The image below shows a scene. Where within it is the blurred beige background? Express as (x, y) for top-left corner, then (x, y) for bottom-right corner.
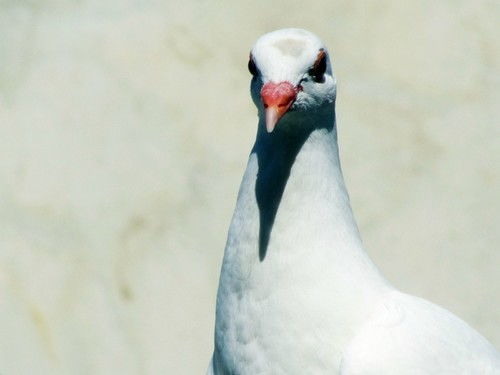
(0, 0), (499, 374)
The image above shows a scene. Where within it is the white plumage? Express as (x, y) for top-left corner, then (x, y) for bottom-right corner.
(208, 28), (500, 374)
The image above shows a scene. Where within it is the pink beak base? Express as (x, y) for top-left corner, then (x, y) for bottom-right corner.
(260, 81), (298, 132)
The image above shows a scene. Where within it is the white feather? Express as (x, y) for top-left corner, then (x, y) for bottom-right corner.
(208, 28), (500, 374)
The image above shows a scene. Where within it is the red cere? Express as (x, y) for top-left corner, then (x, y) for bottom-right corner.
(260, 81), (298, 109)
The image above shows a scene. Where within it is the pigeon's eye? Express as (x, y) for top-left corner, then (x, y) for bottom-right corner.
(308, 49), (327, 83)
(248, 55), (258, 76)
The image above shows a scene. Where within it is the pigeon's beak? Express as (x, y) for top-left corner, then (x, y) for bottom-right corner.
(260, 81), (299, 133)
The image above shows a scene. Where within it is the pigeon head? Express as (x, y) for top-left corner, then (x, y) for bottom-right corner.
(249, 28), (337, 133)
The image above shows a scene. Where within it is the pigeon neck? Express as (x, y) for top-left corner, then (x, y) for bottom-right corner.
(237, 104), (379, 268)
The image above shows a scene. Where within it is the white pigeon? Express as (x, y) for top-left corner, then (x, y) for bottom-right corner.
(207, 28), (500, 374)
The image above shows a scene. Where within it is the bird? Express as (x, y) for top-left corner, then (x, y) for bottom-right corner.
(207, 28), (500, 374)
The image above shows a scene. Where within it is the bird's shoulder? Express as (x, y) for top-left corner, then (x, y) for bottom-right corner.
(340, 290), (500, 374)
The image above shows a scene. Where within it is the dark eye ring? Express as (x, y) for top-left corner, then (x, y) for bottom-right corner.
(248, 54), (258, 76)
(308, 49), (327, 83)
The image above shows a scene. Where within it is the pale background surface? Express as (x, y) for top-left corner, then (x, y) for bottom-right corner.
(0, 0), (499, 374)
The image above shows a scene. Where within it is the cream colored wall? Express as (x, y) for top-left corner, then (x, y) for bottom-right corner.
(0, 1), (498, 374)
